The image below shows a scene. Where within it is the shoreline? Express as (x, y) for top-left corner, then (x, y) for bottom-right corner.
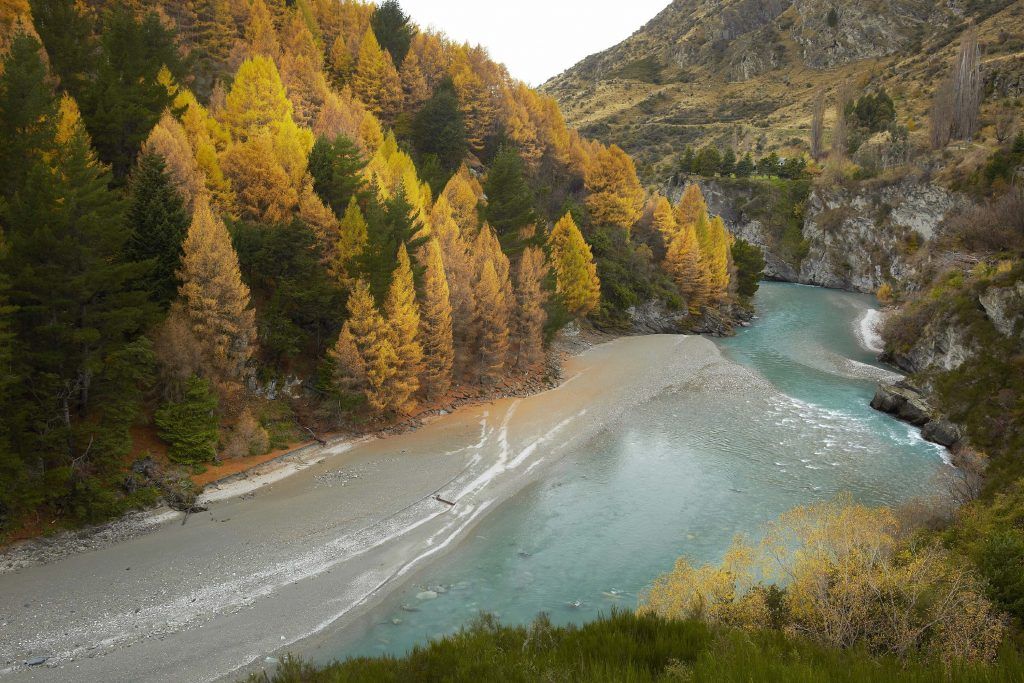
(0, 333), (723, 683)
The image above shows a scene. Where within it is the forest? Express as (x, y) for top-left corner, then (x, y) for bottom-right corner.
(0, 0), (758, 533)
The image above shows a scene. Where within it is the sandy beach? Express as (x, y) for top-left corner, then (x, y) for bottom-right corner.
(0, 334), (723, 683)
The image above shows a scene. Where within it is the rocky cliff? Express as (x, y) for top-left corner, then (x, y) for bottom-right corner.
(665, 175), (964, 294)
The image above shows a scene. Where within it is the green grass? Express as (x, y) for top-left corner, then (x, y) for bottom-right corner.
(248, 612), (1024, 682)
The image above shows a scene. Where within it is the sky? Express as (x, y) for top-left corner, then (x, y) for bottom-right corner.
(398, 1), (672, 86)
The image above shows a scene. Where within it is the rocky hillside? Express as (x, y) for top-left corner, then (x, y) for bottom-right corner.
(543, 0), (1024, 177)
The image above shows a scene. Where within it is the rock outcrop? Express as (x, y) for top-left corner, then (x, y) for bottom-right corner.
(870, 381), (963, 447)
(978, 280), (1024, 340)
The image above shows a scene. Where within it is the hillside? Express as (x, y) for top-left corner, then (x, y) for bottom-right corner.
(542, 0), (1024, 178)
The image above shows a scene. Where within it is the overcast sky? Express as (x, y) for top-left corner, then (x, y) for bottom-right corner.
(398, 1), (671, 86)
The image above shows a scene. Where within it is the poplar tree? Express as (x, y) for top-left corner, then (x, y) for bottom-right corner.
(126, 152), (190, 308)
(584, 144), (644, 232)
(811, 89), (826, 160)
(513, 246), (548, 371)
(418, 238), (454, 400)
(175, 198), (256, 385)
(353, 27), (402, 124)
(383, 243), (423, 413)
(664, 220), (710, 314)
(547, 212), (600, 318)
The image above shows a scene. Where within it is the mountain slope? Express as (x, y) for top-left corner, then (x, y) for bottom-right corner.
(542, 0), (1024, 178)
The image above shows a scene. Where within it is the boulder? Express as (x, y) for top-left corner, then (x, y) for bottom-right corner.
(921, 420), (963, 448)
(870, 382), (931, 425)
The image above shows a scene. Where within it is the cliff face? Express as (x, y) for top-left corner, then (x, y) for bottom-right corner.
(666, 176), (963, 294)
(799, 180), (963, 292)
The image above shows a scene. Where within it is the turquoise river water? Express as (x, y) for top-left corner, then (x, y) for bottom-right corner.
(313, 282), (949, 661)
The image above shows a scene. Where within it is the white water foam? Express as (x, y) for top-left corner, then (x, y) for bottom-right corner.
(856, 309), (885, 353)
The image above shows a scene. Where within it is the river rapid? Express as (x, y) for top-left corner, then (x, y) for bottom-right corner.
(306, 282), (949, 663)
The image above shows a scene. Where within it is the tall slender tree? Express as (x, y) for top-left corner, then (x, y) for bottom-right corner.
(547, 213), (600, 318)
(513, 246), (548, 371)
(126, 153), (190, 308)
(418, 238), (454, 400)
(383, 244), (423, 414)
(174, 198), (256, 386)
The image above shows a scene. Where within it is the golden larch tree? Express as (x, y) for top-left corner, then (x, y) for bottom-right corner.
(664, 220), (711, 314)
(221, 132), (298, 223)
(352, 27), (401, 124)
(696, 213), (731, 303)
(334, 196), (369, 284)
(142, 111), (206, 213)
(418, 238), (454, 400)
(430, 195), (477, 378)
(674, 183), (708, 231)
(651, 194), (678, 243)
(383, 243), (423, 414)
(330, 321), (366, 400)
(473, 258), (510, 385)
(221, 56), (293, 141)
(584, 144), (644, 232)
(548, 212), (600, 318)
(175, 197), (256, 384)
(513, 246), (549, 371)
(399, 48), (430, 113)
(440, 164), (482, 236)
(244, 0), (280, 59)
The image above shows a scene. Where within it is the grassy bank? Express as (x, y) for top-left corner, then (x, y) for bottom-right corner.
(250, 612), (1024, 682)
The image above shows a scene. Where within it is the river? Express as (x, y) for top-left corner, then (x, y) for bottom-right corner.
(306, 282), (949, 663)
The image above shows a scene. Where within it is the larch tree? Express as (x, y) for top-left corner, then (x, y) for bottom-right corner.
(141, 111), (206, 213)
(126, 152), (190, 309)
(278, 11), (329, 128)
(547, 212), (600, 318)
(329, 322), (367, 405)
(651, 194), (678, 242)
(334, 196), (369, 284)
(584, 144), (645, 232)
(221, 132), (299, 223)
(674, 183), (708, 231)
(441, 164), (483, 236)
(244, 0), (280, 59)
(221, 56), (293, 141)
(513, 245), (548, 371)
(664, 220), (710, 314)
(418, 238), (454, 400)
(352, 27), (402, 125)
(430, 195), (476, 378)
(473, 258), (510, 385)
(334, 279), (388, 410)
(174, 197), (256, 385)
(383, 243), (423, 414)
(695, 213), (731, 303)
(399, 48), (430, 113)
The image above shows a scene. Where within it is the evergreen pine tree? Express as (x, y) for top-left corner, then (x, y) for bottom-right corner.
(126, 153), (190, 308)
(174, 198), (256, 385)
(484, 147), (536, 239)
(308, 133), (366, 215)
(418, 238), (453, 400)
(547, 213), (600, 318)
(370, 0), (415, 66)
(80, 7), (184, 180)
(383, 243), (423, 414)
(155, 375), (219, 464)
(412, 77), (467, 192)
(0, 33), (58, 198)
(735, 153), (755, 177)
